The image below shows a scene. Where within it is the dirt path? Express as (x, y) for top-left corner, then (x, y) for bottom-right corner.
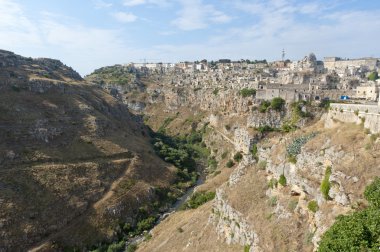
(28, 155), (137, 252)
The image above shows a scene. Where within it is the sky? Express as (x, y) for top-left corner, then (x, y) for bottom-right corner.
(0, 0), (379, 75)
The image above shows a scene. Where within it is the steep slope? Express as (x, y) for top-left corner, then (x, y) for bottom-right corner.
(0, 50), (178, 251)
(87, 65), (380, 251)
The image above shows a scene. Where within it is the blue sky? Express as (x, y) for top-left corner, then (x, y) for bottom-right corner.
(0, 0), (379, 75)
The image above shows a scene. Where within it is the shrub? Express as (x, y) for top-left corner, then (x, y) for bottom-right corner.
(136, 216), (156, 233)
(107, 241), (126, 252)
(226, 159), (235, 168)
(258, 160), (267, 170)
(318, 179), (380, 251)
(259, 101), (271, 113)
(364, 177), (380, 208)
(212, 88), (219, 95)
(288, 155), (297, 164)
(321, 166), (332, 200)
(368, 71), (379, 81)
(181, 191), (216, 210)
(126, 244), (138, 252)
(221, 151), (228, 159)
(244, 245), (251, 252)
(251, 144), (258, 157)
(177, 227), (184, 233)
(279, 174), (287, 186)
(354, 109), (359, 116)
(233, 152), (243, 162)
(208, 157), (218, 171)
(268, 178), (278, 189)
(271, 97), (285, 111)
(318, 207), (380, 251)
(239, 88), (256, 97)
(225, 124), (231, 130)
(308, 200), (319, 213)
(256, 125), (275, 133)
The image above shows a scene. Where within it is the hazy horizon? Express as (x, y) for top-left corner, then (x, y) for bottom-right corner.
(1, 0), (379, 75)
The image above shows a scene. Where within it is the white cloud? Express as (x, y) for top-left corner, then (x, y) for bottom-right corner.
(123, 0), (146, 6)
(112, 11), (138, 23)
(122, 0), (171, 7)
(172, 0), (232, 31)
(93, 0), (113, 9)
(0, 0), (42, 46)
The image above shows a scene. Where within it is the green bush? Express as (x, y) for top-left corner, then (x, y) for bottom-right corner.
(307, 200), (319, 213)
(279, 174), (287, 186)
(213, 88), (219, 95)
(221, 151), (228, 159)
(259, 101), (271, 113)
(318, 179), (380, 251)
(364, 177), (380, 208)
(318, 207), (380, 251)
(208, 157), (218, 171)
(226, 160), (235, 168)
(233, 152), (243, 162)
(268, 178), (278, 189)
(288, 155), (297, 164)
(368, 71), (379, 81)
(181, 191), (216, 210)
(244, 245), (251, 252)
(239, 88), (256, 97)
(256, 125), (275, 133)
(126, 244), (138, 252)
(105, 241), (126, 252)
(251, 144), (258, 158)
(321, 166), (332, 200)
(271, 97), (285, 111)
(136, 216), (156, 233)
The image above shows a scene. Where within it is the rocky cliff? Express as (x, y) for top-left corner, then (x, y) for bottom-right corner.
(0, 50), (178, 251)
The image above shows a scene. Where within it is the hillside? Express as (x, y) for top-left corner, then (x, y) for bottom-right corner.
(0, 50), (180, 251)
(86, 65), (380, 251)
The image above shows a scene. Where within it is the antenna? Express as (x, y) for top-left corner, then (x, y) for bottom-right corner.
(282, 49), (285, 61)
(139, 58), (161, 64)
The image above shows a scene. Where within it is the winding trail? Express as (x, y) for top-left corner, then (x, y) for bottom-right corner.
(28, 155), (137, 252)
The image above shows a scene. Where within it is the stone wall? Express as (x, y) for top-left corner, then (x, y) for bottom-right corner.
(326, 103), (380, 133)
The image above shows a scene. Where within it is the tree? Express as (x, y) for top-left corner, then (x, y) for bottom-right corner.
(368, 72), (379, 81)
(271, 97), (285, 111)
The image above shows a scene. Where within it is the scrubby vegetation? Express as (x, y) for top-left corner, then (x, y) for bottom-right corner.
(308, 200), (319, 213)
(226, 159), (235, 168)
(320, 166), (332, 200)
(256, 125), (276, 133)
(279, 174), (287, 186)
(251, 144), (258, 160)
(259, 100), (271, 113)
(239, 88), (256, 98)
(318, 178), (380, 251)
(268, 178), (278, 189)
(233, 152), (243, 162)
(271, 97), (285, 111)
(180, 191), (216, 210)
(286, 132), (318, 157)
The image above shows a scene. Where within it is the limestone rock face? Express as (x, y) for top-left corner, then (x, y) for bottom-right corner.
(210, 189), (260, 251)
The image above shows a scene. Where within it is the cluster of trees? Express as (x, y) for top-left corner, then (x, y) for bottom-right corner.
(318, 178), (380, 251)
(258, 97), (285, 113)
(180, 191), (216, 210)
(239, 88), (256, 98)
